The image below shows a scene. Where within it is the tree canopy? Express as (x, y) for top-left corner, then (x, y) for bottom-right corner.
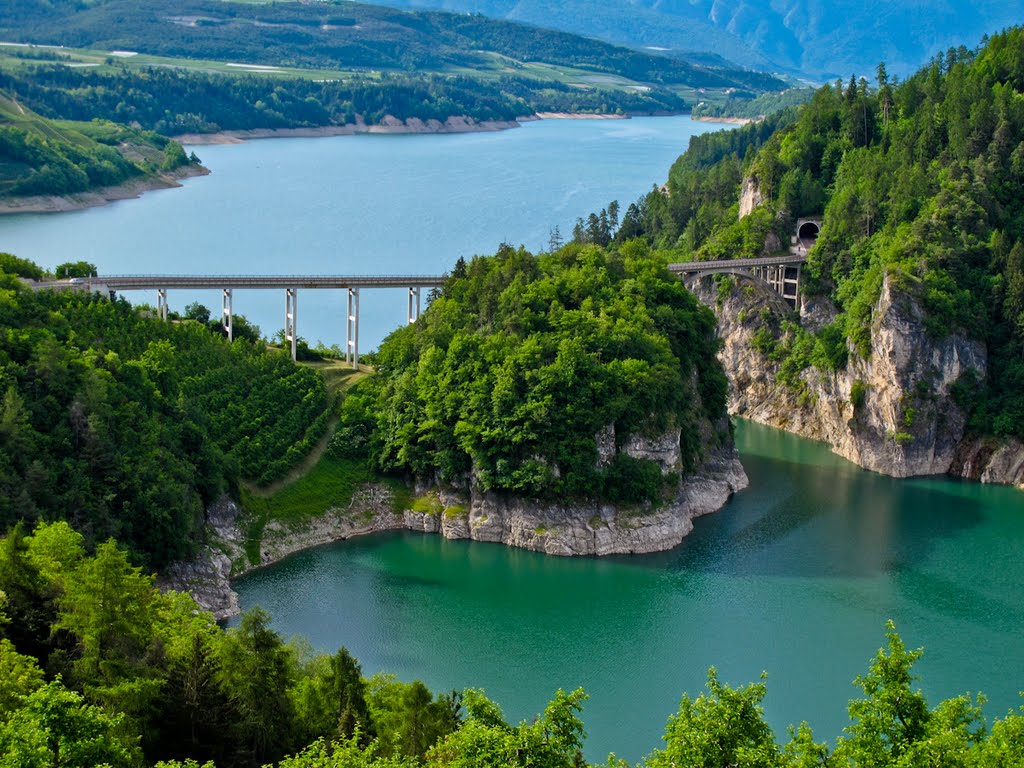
(603, 27), (1024, 440)
(339, 241), (728, 504)
(0, 261), (331, 567)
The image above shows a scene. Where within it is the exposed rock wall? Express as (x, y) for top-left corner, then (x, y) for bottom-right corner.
(157, 496), (245, 621)
(692, 273), (1022, 486)
(438, 445), (746, 556)
(949, 436), (1024, 489)
(161, 444), (748, 619)
(738, 176), (763, 219)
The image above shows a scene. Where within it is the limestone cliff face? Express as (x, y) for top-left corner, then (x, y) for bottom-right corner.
(738, 176), (764, 219)
(949, 436), (1024, 488)
(157, 496), (244, 621)
(253, 430), (747, 562)
(436, 444), (747, 556)
(162, 434), (748, 618)
(692, 273), (1023, 487)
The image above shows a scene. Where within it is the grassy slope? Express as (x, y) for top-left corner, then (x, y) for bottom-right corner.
(0, 92), (197, 197)
(238, 361), (410, 563)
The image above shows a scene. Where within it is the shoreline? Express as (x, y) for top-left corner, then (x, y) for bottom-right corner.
(174, 110), (693, 145)
(162, 447), (748, 620)
(0, 164), (209, 215)
(0, 110), (700, 212)
(693, 115), (759, 125)
(176, 116), (522, 145)
(534, 112), (627, 120)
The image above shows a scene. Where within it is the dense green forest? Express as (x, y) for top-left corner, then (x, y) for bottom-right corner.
(0, 0), (783, 93)
(0, 92), (195, 197)
(1, 522), (1023, 767)
(590, 28), (1024, 441)
(0, 255), (330, 567)
(335, 242), (728, 504)
(0, 65), (687, 136)
(691, 88), (815, 120)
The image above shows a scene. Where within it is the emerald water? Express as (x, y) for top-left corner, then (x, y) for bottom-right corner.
(233, 420), (1024, 763)
(3, 113), (1021, 761)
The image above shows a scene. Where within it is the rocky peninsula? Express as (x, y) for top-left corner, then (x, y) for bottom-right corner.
(163, 436), (748, 620)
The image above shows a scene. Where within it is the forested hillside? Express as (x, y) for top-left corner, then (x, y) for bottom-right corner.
(0, 65), (686, 136)
(597, 28), (1024, 443)
(0, 0), (795, 136)
(337, 242), (728, 504)
(0, 92), (195, 197)
(0, 256), (330, 567)
(0, 0), (782, 92)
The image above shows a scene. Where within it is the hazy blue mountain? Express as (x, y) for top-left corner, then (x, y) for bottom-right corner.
(373, 0), (1016, 77)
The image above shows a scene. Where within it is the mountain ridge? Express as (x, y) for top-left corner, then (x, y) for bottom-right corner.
(374, 0), (1017, 77)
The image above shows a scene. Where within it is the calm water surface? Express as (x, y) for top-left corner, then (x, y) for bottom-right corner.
(233, 421), (1024, 763)
(0, 116), (725, 350)
(6, 115), (1022, 761)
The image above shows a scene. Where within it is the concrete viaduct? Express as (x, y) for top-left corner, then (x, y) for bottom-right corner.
(48, 274), (447, 365)
(39, 247), (812, 363)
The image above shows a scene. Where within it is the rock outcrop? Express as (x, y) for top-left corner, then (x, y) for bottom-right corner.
(438, 445), (746, 556)
(158, 496), (246, 620)
(692, 271), (1021, 486)
(160, 440), (748, 618)
(949, 436), (1024, 489)
(738, 176), (764, 219)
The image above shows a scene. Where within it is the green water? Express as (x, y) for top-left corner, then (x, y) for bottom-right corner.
(233, 421), (1024, 762)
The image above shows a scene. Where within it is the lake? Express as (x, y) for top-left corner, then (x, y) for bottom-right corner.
(5, 114), (1021, 763)
(0, 115), (726, 351)
(232, 420), (1024, 763)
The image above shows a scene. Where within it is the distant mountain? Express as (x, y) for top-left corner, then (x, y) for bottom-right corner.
(373, 0), (1017, 77)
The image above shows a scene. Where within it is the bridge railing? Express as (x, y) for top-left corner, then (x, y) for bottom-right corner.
(667, 254), (807, 273)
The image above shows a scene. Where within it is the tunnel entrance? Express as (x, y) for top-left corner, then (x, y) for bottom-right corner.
(797, 221), (820, 250)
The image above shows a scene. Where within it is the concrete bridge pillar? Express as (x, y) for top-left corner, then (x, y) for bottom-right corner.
(285, 288), (298, 362)
(782, 265), (801, 309)
(408, 286), (421, 324)
(222, 288), (233, 342)
(346, 287), (360, 369)
(157, 289), (168, 322)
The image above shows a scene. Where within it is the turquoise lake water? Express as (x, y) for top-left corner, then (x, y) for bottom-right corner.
(233, 421), (1024, 763)
(3, 115), (1021, 763)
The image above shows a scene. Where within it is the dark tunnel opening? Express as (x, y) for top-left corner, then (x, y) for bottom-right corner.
(798, 221), (820, 249)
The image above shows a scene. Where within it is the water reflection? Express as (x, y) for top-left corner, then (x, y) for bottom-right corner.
(646, 421), (987, 580)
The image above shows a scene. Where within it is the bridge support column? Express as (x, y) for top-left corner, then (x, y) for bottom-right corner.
(157, 289), (168, 322)
(407, 286), (421, 324)
(780, 265), (802, 309)
(346, 287), (360, 369)
(222, 288), (233, 342)
(285, 288), (298, 362)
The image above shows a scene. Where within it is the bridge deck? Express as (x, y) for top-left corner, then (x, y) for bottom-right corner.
(48, 275), (447, 290)
(667, 254), (807, 273)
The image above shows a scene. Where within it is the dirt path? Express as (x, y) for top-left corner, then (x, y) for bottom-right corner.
(243, 361), (367, 498)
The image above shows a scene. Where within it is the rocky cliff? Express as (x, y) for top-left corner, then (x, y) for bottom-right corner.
(163, 434), (749, 618)
(162, 440), (748, 619)
(689, 273), (1024, 488)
